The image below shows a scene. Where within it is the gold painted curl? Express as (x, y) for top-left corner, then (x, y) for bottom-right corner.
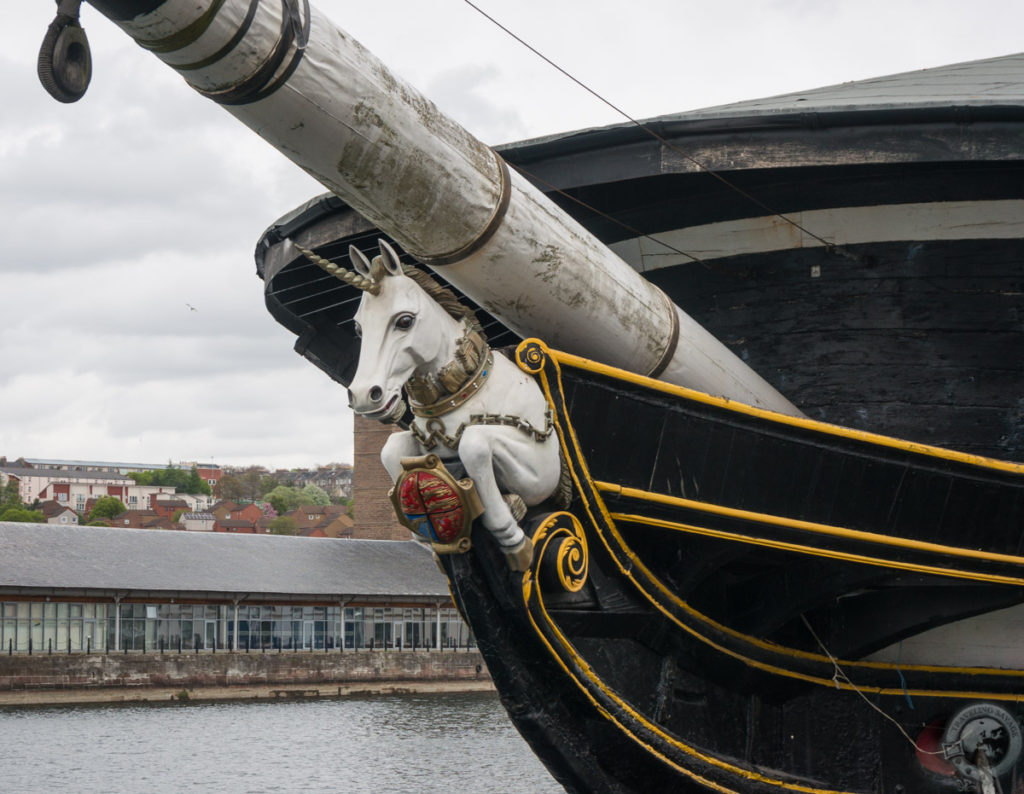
(532, 511), (589, 594)
(516, 339), (548, 374)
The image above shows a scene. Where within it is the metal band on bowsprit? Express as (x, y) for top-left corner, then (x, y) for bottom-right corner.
(136, 0), (228, 54)
(147, 0), (311, 106)
(647, 288), (680, 381)
(410, 150), (512, 267)
(174, 0), (261, 72)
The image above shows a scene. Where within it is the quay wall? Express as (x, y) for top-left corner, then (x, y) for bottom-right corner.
(0, 650), (489, 692)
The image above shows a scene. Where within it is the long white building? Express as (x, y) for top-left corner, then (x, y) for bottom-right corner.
(0, 465), (190, 514)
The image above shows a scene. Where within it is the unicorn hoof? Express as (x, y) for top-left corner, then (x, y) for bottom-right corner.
(504, 536), (534, 572)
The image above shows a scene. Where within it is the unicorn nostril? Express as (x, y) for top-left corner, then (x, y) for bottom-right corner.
(369, 386), (383, 403)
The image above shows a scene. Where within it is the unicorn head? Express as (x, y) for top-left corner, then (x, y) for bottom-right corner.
(293, 239), (477, 423)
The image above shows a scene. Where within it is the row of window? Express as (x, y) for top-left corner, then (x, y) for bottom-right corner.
(0, 601), (471, 653)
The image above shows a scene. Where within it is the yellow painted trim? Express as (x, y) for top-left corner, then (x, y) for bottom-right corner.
(612, 511), (1024, 587)
(549, 349), (1024, 476)
(598, 482), (1024, 573)
(529, 345), (849, 691)
(528, 607), (740, 790)
(610, 502), (1024, 681)
(518, 340), (1024, 698)
(525, 518), (856, 794)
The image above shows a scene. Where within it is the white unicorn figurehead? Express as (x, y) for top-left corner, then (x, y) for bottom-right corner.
(291, 237), (564, 571)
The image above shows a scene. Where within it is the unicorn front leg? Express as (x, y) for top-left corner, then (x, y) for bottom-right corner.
(458, 425), (559, 571)
(380, 430), (426, 482)
(382, 425), (536, 570)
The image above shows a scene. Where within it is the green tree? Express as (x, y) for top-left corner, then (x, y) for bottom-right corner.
(185, 466), (210, 496)
(129, 464), (211, 496)
(337, 497), (354, 518)
(268, 516), (299, 536)
(300, 483), (331, 507)
(128, 470), (154, 486)
(1, 478), (22, 510)
(89, 496), (127, 522)
(154, 461), (185, 490)
(214, 473), (243, 501)
(263, 485), (303, 515)
(237, 468), (267, 502)
(0, 507), (45, 523)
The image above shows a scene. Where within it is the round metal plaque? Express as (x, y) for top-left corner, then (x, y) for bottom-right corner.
(941, 702), (1022, 782)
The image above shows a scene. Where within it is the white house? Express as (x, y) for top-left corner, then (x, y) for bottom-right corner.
(0, 466), (180, 515)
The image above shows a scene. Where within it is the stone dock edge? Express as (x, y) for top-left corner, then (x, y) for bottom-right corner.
(0, 649), (494, 707)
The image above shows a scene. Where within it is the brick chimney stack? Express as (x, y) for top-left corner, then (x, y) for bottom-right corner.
(351, 414), (409, 541)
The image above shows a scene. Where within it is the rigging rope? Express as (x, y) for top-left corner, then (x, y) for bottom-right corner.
(462, 0), (864, 265)
(800, 615), (945, 758)
(505, 164), (709, 268)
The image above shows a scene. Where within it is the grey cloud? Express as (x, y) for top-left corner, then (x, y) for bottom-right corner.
(425, 65), (530, 145)
(6, 0), (1024, 471)
(0, 366), (353, 469)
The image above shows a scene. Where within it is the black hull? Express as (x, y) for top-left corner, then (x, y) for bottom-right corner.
(437, 342), (1024, 793)
(253, 57), (1024, 790)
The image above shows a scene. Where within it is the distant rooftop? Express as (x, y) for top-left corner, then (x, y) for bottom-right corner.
(19, 458), (220, 470)
(500, 52), (1024, 154)
(0, 466), (132, 481)
(659, 52), (1024, 121)
(0, 523), (445, 600)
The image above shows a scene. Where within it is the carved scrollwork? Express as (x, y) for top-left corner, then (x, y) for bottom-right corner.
(516, 339), (548, 375)
(532, 512), (589, 593)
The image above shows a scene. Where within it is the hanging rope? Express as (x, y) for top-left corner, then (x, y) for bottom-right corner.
(462, 0), (866, 265)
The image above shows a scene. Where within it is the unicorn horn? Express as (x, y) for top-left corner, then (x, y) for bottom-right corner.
(290, 241), (380, 295)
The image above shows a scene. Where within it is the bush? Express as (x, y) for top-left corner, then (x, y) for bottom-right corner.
(0, 507), (45, 523)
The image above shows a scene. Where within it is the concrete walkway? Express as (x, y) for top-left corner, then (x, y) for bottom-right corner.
(0, 677), (495, 708)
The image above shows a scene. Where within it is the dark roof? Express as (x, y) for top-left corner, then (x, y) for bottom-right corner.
(21, 458), (176, 470)
(0, 466), (131, 482)
(679, 52), (1024, 119)
(499, 52), (1024, 158)
(0, 522), (447, 599)
(38, 500), (75, 517)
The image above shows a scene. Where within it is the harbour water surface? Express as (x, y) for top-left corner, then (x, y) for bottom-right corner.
(0, 691), (563, 793)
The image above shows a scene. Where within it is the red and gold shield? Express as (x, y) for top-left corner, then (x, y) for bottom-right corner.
(389, 455), (482, 553)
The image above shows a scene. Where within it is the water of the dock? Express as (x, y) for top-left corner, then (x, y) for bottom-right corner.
(0, 690), (563, 793)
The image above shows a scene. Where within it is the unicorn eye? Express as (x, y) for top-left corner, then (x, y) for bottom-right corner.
(394, 313), (415, 331)
(353, 321), (362, 338)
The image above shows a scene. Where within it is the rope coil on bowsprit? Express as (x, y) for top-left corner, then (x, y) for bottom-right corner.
(38, 0), (93, 103)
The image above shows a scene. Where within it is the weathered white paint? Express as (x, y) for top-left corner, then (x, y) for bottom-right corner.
(97, 0), (799, 415)
(865, 601), (1024, 669)
(610, 200), (1024, 271)
(117, 0), (502, 260)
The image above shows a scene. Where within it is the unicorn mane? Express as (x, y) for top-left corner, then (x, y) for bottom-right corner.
(402, 265), (483, 336)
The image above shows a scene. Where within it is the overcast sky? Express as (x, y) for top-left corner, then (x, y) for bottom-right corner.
(2, 0), (1023, 470)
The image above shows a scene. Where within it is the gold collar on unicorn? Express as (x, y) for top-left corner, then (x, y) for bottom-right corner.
(406, 320), (492, 418)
